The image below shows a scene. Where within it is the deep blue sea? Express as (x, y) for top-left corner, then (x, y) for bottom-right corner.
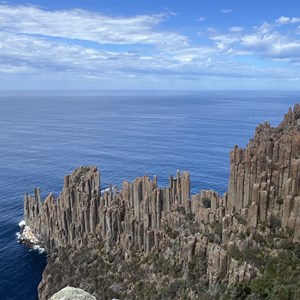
(0, 91), (298, 300)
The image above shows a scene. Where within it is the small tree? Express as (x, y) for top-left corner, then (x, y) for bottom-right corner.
(202, 197), (211, 209)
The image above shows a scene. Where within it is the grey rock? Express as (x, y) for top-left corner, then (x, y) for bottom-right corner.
(21, 104), (300, 299)
(49, 286), (96, 300)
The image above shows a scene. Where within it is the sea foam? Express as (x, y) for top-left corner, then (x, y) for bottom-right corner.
(17, 220), (45, 254)
(32, 245), (45, 254)
(19, 220), (25, 227)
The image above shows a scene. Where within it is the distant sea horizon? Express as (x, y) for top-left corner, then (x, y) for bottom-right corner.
(0, 89), (300, 96)
(0, 90), (299, 299)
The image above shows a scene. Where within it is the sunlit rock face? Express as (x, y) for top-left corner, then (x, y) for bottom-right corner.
(227, 104), (300, 242)
(22, 105), (300, 299)
(49, 287), (96, 300)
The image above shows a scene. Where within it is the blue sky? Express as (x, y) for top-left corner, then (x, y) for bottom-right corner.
(1, 0), (300, 90)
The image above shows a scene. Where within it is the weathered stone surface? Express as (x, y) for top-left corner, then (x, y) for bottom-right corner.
(49, 287), (96, 300)
(24, 166), (101, 251)
(227, 104), (300, 235)
(21, 104), (300, 299)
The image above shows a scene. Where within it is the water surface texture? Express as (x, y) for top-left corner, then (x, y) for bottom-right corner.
(0, 91), (298, 299)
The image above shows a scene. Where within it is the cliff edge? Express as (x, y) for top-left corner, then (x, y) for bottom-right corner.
(21, 104), (300, 299)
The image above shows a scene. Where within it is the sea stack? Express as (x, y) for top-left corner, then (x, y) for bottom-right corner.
(22, 105), (300, 299)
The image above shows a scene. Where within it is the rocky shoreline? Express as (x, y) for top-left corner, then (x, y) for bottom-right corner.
(21, 104), (300, 299)
(18, 220), (45, 253)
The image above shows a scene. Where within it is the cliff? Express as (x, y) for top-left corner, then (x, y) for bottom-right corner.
(227, 104), (300, 241)
(21, 104), (300, 300)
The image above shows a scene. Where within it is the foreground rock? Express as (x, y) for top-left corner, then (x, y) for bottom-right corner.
(49, 287), (96, 300)
(23, 105), (300, 299)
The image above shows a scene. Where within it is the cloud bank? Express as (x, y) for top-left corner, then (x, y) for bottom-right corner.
(0, 4), (299, 89)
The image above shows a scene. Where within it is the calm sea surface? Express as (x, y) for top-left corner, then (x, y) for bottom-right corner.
(0, 91), (298, 299)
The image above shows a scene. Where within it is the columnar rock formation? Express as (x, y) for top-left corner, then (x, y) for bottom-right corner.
(24, 166), (101, 250)
(24, 167), (198, 254)
(22, 104), (300, 299)
(226, 104), (300, 242)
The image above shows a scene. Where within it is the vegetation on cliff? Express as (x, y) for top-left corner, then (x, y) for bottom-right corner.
(22, 104), (300, 299)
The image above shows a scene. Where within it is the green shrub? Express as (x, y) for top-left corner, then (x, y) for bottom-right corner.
(270, 216), (281, 232)
(164, 226), (179, 239)
(208, 233), (215, 243)
(211, 221), (223, 236)
(254, 232), (265, 244)
(227, 244), (243, 261)
(234, 213), (247, 225)
(239, 232), (246, 240)
(202, 197), (211, 209)
(245, 227), (251, 236)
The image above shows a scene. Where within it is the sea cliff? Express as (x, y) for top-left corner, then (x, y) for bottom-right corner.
(22, 104), (300, 299)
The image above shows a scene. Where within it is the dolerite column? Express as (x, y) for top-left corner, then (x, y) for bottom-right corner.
(156, 189), (162, 228)
(98, 195), (106, 235)
(229, 146), (237, 212)
(181, 171), (191, 213)
(150, 189), (157, 228)
(176, 170), (182, 205)
(168, 175), (175, 210)
(133, 178), (142, 221)
(121, 180), (131, 210)
(259, 190), (268, 222)
(89, 196), (98, 234)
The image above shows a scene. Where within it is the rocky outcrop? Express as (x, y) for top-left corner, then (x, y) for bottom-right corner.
(49, 287), (96, 300)
(227, 104), (300, 242)
(22, 104), (300, 299)
(24, 168), (193, 254)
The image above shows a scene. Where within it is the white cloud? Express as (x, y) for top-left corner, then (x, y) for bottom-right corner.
(204, 15), (300, 62)
(241, 32), (300, 59)
(210, 35), (239, 44)
(242, 33), (278, 51)
(255, 21), (273, 34)
(197, 16), (206, 22)
(0, 27), (278, 81)
(0, 31), (152, 75)
(207, 27), (218, 34)
(230, 26), (244, 32)
(0, 4), (300, 88)
(276, 16), (300, 25)
(0, 4), (188, 47)
(291, 17), (300, 24)
(276, 16), (291, 24)
(221, 9), (233, 14)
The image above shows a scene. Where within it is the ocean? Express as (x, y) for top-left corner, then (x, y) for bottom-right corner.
(0, 91), (298, 300)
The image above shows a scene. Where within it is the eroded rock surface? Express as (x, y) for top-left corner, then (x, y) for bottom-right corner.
(23, 104), (300, 299)
(49, 286), (96, 300)
(227, 104), (300, 241)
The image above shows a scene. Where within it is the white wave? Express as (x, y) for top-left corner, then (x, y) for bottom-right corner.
(101, 187), (110, 194)
(18, 220), (25, 227)
(23, 225), (31, 233)
(32, 245), (45, 254)
(15, 232), (21, 239)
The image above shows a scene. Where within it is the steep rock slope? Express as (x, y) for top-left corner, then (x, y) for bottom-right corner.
(22, 105), (300, 299)
(227, 104), (300, 241)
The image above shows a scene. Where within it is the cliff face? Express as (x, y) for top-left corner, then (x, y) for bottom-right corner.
(24, 166), (100, 250)
(22, 104), (300, 300)
(227, 104), (300, 241)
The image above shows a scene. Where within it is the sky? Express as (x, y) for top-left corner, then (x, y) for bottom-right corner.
(1, 0), (300, 90)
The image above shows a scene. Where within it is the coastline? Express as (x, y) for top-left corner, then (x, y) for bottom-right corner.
(19, 104), (300, 299)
